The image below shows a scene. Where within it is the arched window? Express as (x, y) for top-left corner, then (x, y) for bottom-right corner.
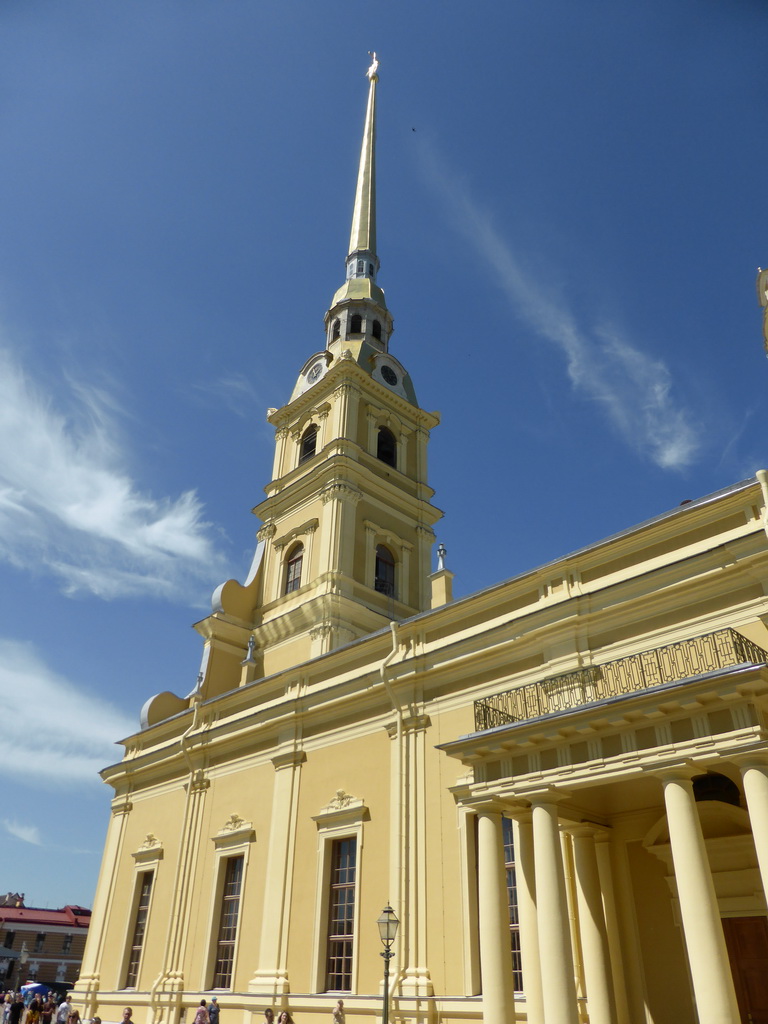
(299, 425), (317, 464)
(371, 319), (382, 340)
(376, 426), (396, 468)
(349, 313), (362, 334)
(332, 319), (341, 341)
(285, 543), (304, 594)
(375, 545), (395, 597)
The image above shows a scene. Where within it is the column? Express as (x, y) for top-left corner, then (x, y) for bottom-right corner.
(400, 714), (433, 997)
(476, 809), (516, 1024)
(397, 429), (409, 474)
(594, 836), (631, 1024)
(511, 814), (544, 1024)
(250, 749), (306, 997)
(736, 755), (768, 908)
(319, 482), (361, 580)
(272, 427), (289, 478)
(304, 523), (317, 582)
(531, 799), (579, 1024)
(364, 522), (376, 588)
(400, 542), (412, 608)
(659, 767), (740, 1024)
(71, 796), (133, 1016)
(151, 767), (210, 1024)
(569, 826), (616, 1024)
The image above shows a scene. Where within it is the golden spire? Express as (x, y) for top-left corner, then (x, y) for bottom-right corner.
(348, 53), (379, 260)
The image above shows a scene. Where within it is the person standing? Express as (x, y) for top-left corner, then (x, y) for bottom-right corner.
(332, 1000), (344, 1023)
(207, 998), (219, 1024)
(9, 996), (23, 1024)
(193, 1001), (208, 1024)
(55, 998), (70, 1024)
(261, 1012), (273, 1024)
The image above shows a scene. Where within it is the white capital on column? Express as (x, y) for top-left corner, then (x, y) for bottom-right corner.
(532, 800), (579, 1024)
(659, 767), (740, 1024)
(476, 809), (516, 1024)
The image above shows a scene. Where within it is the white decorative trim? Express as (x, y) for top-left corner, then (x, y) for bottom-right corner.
(212, 814), (256, 850)
(312, 790), (369, 829)
(132, 834), (164, 864)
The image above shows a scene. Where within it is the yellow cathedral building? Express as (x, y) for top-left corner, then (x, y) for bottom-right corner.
(73, 57), (768, 1024)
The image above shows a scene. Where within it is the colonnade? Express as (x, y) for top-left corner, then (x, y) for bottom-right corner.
(474, 757), (768, 1024)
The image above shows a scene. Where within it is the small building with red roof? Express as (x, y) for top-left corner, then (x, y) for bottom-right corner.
(0, 895), (91, 990)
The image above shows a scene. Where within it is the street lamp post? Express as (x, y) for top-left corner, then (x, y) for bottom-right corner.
(376, 905), (399, 1024)
(16, 942), (29, 990)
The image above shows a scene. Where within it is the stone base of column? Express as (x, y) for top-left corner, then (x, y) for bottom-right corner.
(69, 973), (100, 1019)
(399, 967), (434, 997)
(148, 972), (184, 1024)
(247, 969), (290, 996)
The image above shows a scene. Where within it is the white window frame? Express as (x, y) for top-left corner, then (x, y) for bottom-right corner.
(310, 793), (368, 994)
(201, 816), (255, 991)
(118, 837), (163, 990)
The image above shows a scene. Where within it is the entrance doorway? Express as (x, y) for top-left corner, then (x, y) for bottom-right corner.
(723, 916), (768, 1024)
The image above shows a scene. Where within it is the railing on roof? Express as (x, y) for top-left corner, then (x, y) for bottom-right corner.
(473, 628), (768, 732)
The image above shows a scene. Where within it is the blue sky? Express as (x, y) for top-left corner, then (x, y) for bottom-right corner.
(1, 1), (767, 908)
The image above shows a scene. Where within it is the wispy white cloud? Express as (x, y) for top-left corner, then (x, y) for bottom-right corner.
(419, 145), (701, 470)
(0, 639), (133, 786)
(3, 819), (42, 845)
(188, 373), (261, 419)
(0, 345), (229, 599)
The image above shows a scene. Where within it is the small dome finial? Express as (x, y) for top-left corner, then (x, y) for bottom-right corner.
(367, 51), (379, 81)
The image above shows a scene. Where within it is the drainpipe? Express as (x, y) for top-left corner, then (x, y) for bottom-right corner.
(379, 621), (407, 996)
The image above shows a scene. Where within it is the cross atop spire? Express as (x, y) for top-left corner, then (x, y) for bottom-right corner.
(346, 53), (379, 280)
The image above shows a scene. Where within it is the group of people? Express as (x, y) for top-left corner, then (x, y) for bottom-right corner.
(1, 991), (82, 1024)
(193, 998), (345, 1024)
(4, 995), (346, 1024)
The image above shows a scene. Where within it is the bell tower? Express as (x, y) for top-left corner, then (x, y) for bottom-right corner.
(186, 55), (442, 699)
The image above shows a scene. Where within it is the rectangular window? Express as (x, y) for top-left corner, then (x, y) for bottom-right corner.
(35, 933), (45, 953)
(325, 837), (357, 991)
(4, 931), (15, 949)
(212, 856), (244, 989)
(124, 872), (153, 988)
(502, 817), (523, 992)
(62, 934), (73, 954)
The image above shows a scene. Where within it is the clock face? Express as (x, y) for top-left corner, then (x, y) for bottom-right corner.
(381, 365), (398, 386)
(307, 362), (323, 384)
